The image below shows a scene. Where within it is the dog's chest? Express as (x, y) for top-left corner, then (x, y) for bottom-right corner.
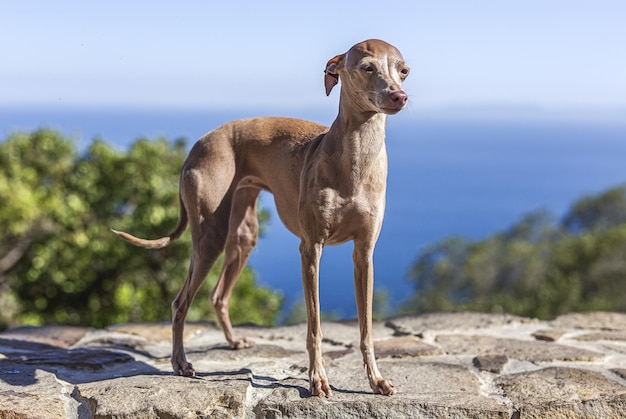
(317, 185), (385, 244)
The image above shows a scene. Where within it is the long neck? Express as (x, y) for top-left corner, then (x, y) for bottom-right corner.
(325, 98), (388, 181)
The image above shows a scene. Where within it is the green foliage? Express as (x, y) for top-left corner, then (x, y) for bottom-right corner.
(0, 130), (281, 330)
(403, 185), (626, 319)
(562, 186), (626, 233)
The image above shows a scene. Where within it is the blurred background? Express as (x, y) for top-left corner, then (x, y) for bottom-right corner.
(1, 1), (625, 329)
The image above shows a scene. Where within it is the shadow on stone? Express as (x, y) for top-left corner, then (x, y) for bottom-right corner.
(0, 337), (162, 387)
(197, 367), (316, 398)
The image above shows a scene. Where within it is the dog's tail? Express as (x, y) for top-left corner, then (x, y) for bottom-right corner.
(111, 196), (188, 249)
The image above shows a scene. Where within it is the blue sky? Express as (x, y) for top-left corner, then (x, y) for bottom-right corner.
(1, 1), (625, 113)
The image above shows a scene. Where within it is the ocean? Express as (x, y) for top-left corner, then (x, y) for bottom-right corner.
(2, 106), (626, 318)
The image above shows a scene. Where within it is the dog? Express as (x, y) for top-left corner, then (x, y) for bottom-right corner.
(113, 39), (409, 396)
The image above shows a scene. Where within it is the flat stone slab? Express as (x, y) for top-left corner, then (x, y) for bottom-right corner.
(374, 336), (444, 358)
(255, 360), (509, 419)
(1, 312), (625, 418)
(0, 325), (92, 349)
(78, 375), (250, 418)
(2, 347), (135, 370)
(550, 312), (626, 331)
(436, 334), (606, 363)
(385, 312), (534, 336)
(497, 367), (626, 418)
(574, 331), (626, 342)
(0, 368), (70, 419)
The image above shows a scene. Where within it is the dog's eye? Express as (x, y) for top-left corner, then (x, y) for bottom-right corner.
(362, 65), (374, 73)
(400, 68), (410, 77)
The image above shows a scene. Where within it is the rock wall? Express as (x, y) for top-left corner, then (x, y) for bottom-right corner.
(0, 312), (625, 418)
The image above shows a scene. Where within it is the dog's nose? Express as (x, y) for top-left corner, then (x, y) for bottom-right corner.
(390, 90), (408, 106)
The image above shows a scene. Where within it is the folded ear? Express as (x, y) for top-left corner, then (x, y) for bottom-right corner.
(324, 54), (344, 96)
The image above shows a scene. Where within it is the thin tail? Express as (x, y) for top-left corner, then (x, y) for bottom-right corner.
(111, 196), (189, 249)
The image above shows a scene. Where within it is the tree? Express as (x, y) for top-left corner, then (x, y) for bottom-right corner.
(0, 130), (282, 330)
(403, 211), (560, 316)
(544, 224), (626, 315)
(562, 185), (626, 233)
(403, 187), (626, 319)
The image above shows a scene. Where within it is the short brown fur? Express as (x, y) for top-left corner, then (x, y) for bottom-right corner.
(113, 39), (409, 396)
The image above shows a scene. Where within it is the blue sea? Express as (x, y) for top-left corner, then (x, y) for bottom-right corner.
(2, 106), (626, 319)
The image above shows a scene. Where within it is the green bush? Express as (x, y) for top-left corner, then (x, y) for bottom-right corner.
(403, 185), (626, 319)
(0, 130), (282, 330)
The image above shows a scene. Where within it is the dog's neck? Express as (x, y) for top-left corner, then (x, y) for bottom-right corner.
(324, 98), (388, 182)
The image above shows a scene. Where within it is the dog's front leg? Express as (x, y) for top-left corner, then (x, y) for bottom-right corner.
(353, 240), (396, 395)
(299, 240), (332, 397)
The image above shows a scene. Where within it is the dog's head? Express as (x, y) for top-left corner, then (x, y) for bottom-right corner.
(324, 39), (409, 115)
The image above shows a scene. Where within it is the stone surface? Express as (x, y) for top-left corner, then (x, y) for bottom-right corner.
(374, 336), (443, 358)
(78, 375), (249, 418)
(436, 334), (605, 363)
(0, 312), (624, 418)
(497, 367), (626, 418)
(550, 312), (626, 331)
(255, 360), (509, 419)
(0, 325), (92, 349)
(0, 368), (70, 419)
(574, 331), (626, 342)
(473, 354), (509, 373)
(532, 329), (566, 342)
(385, 312), (534, 337)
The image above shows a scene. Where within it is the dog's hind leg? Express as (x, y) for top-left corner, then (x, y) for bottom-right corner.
(171, 219), (229, 376)
(210, 186), (261, 349)
(170, 202), (233, 375)
(170, 150), (236, 376)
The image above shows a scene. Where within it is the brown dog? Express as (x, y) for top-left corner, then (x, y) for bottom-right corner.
(113, 39), (409, 396)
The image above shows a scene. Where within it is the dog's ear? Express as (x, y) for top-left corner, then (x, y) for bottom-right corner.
(324, 54), (344, 96)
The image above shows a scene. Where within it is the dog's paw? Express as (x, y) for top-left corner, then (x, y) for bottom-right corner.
(229, 337), (254, 350)
(372, 378), (396, 396)
(309, 370), (332, 397)
(310, 379), (332, 397)
(173, 360), (195, 377)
